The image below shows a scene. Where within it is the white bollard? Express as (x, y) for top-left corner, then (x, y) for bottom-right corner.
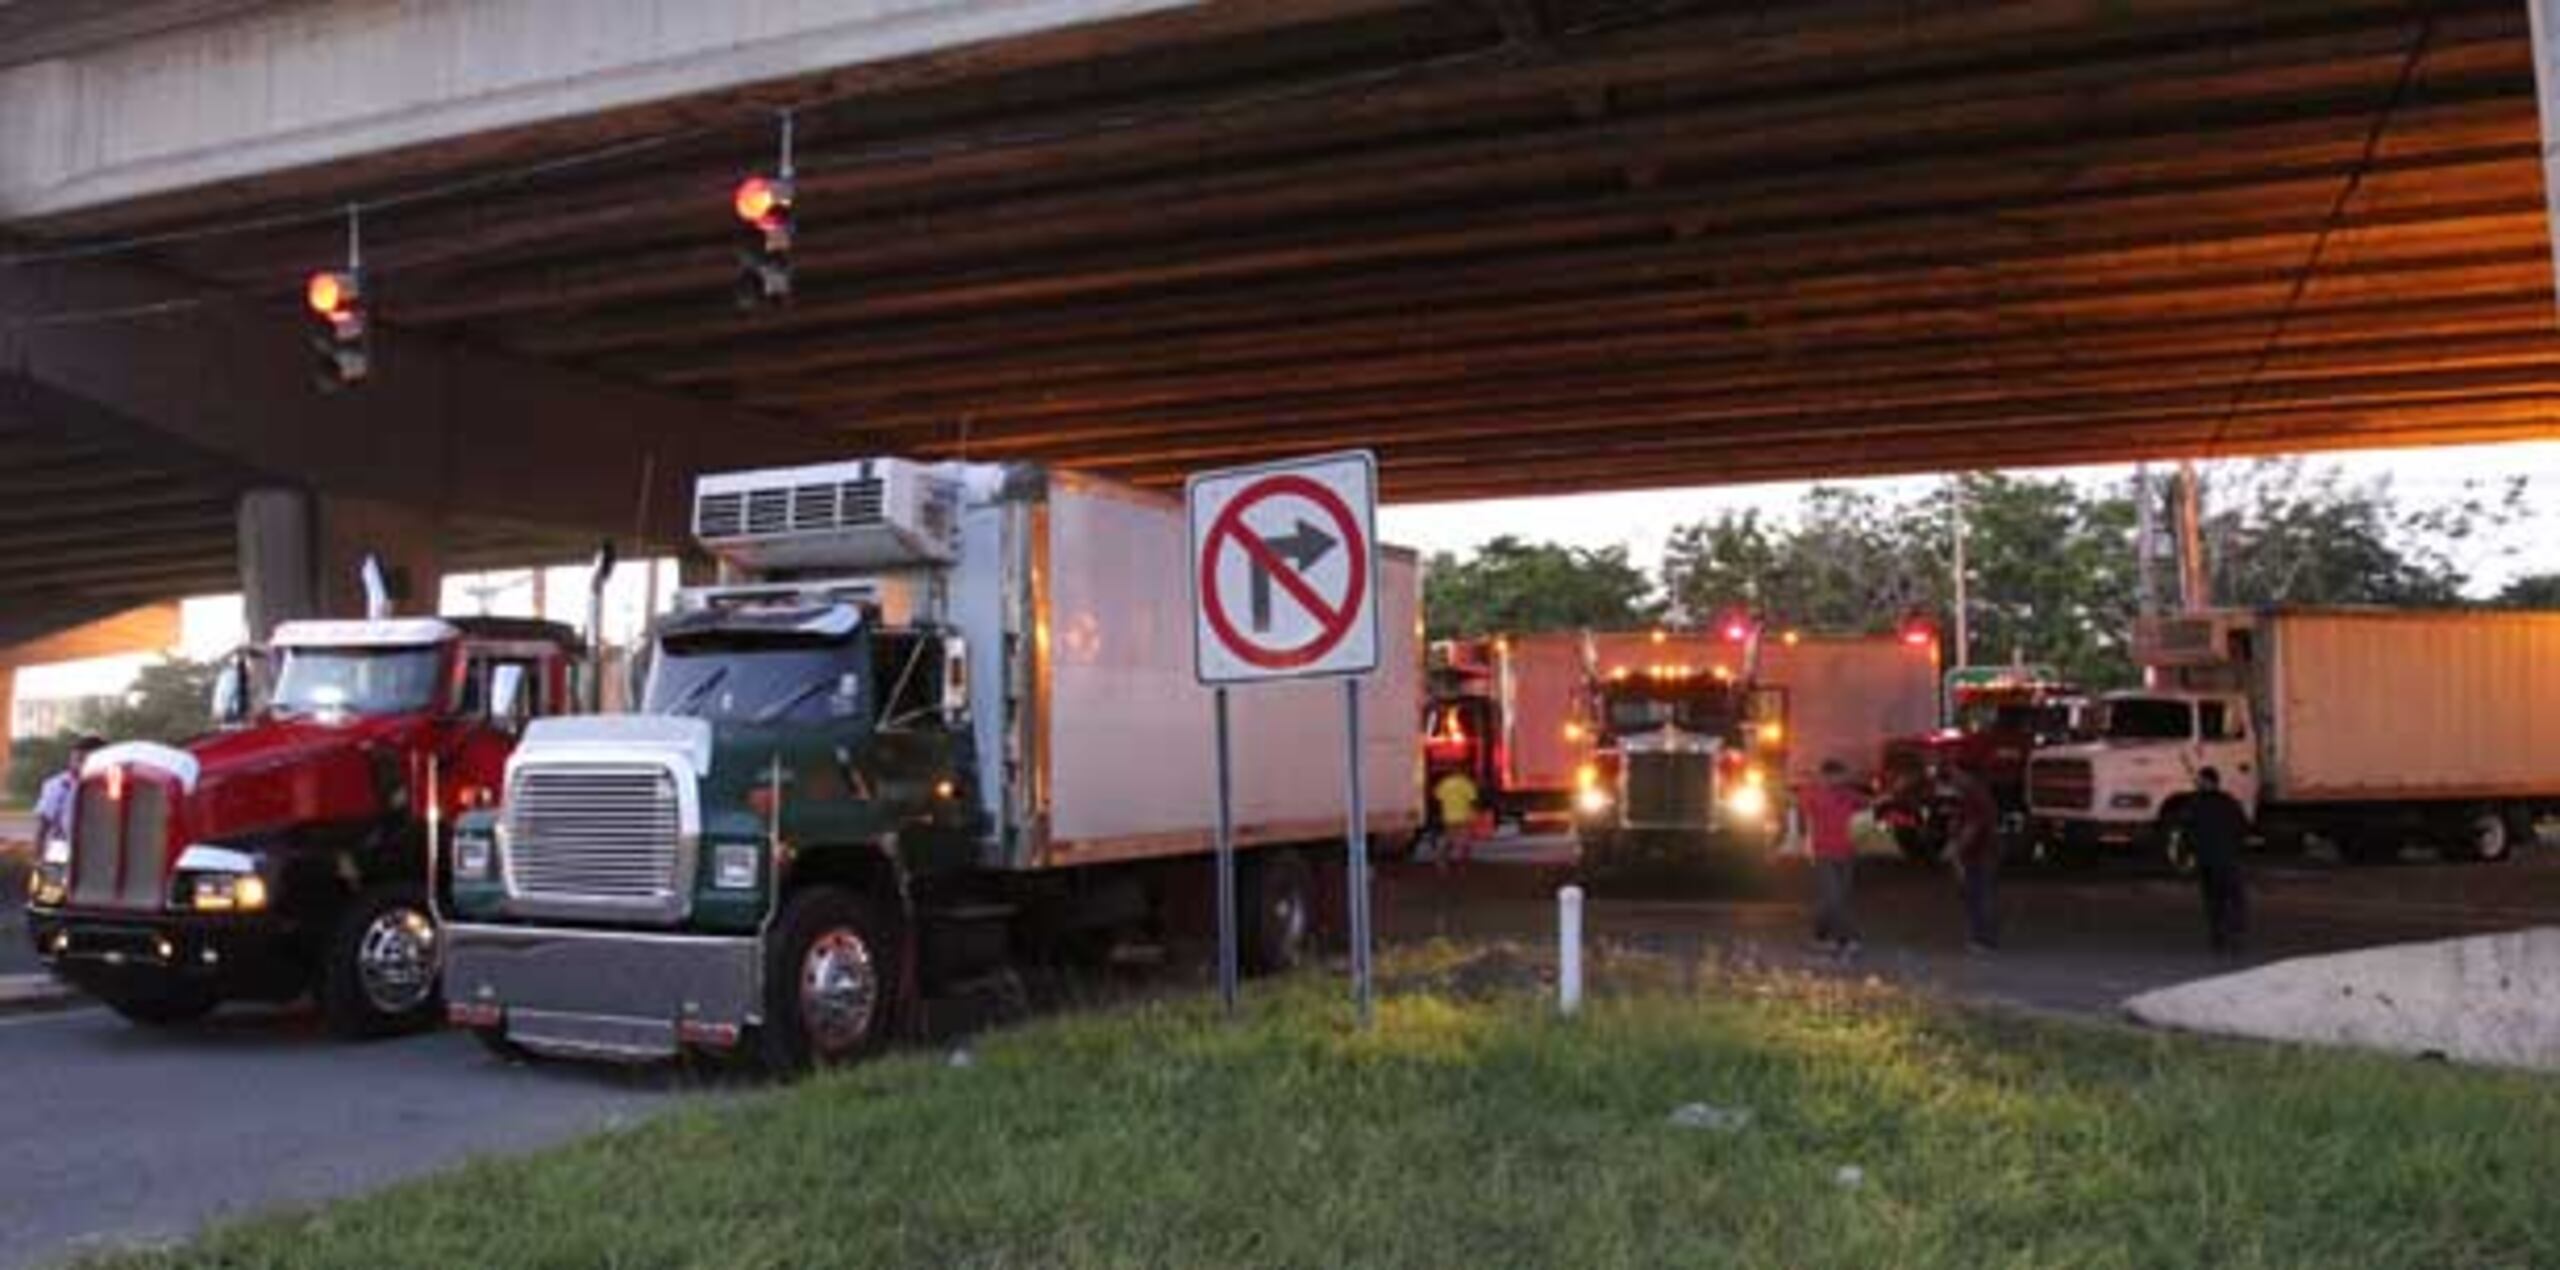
(1558, 884), (1585, 1017)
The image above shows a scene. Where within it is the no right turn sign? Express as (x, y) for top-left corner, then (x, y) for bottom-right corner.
(1187, 451), (1380, 685)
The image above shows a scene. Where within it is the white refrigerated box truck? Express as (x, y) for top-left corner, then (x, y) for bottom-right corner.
(444, 457), (1420, 1067)
(2028, 608), (2560, 866)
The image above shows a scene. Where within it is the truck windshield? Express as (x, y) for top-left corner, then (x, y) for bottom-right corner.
(272, 647), (445, 716)
(646, 635), (868, 726)
(1601, 684), (1738, 737)
(2103, 699), (2193, 740)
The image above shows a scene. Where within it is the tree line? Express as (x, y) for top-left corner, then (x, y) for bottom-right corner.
(1424, 460), (2546, 690)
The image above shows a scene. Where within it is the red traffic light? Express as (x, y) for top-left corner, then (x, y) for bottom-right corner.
(733, 175), (790, 227)
(305, 270), (356, 317)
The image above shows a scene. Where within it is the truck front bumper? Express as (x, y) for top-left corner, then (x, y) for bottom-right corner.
(29, 909), (309, 1003)
(443, 922), (760, 1062)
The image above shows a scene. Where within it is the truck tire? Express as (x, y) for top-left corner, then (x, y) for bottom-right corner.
(2442, 805), (2520, 864)
(101, 982), (219, 1028)
(2153, 806), (2199, 877)
(757, 887), (902, 1072)
(1243, 850), (1314, 975)
(318, 884), (444, 1039)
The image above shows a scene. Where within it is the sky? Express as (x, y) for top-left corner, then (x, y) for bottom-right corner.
(14, 439), (2560, 711)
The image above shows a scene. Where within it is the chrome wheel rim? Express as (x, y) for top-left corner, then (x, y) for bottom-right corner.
(1269, 884), (1309, 966)
(2472, 813), (2510, 860)
(2163, 827), (2196, 875)
(358, 906), (439, 1015)
(799, 928), (880, 1059)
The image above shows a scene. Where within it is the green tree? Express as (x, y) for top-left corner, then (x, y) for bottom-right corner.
(5, 657), (216, 804)
(2202, 460), (2519, 607)
(1423, 536), (1660, 639)
(1664, 475), (2141, 688)
(2496, 573), (2560, 608)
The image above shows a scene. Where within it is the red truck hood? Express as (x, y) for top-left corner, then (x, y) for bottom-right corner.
(181, 712), (431, 844)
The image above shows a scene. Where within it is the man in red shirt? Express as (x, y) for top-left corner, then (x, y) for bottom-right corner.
(1797, 759), (1871, 956)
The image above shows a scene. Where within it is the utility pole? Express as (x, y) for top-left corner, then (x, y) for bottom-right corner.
(2134, 462), (2160, 618)
(2174, 460), (2209, 612)
(1950, 475), (1972, 669)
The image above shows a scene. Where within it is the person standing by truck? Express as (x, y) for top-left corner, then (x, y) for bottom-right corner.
(1797, 759), (1869, 956)
(32, 735), (102, 848)
(2181, 767), (2250, 954)
(1431, 768), (1483, 872)
(1942, 761), (2001, 952)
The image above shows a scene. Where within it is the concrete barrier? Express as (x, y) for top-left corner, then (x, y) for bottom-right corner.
(2124, 928), (2560, 1071)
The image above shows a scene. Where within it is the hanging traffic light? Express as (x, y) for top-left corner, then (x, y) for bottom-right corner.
(305, 268), (369, 390)
(733, 173), (795, 309)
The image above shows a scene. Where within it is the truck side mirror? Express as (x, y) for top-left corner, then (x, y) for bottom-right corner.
(210, 657), (251, 728)
(489, 664), (528, 731)
(941, 635), (969, 723)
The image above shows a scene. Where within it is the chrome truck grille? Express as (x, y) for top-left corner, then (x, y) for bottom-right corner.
(504, 765), (689, 922)
(67, 772), (177, 911)
(1623, 751), (1713, 828)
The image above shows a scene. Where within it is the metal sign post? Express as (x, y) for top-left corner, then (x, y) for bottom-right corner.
(1343, 678), (1371, 1026)
(1213, 686), (1238, 1015)
(1187, 450), (1382, 1026)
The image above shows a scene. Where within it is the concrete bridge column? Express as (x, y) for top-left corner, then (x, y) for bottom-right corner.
(238, 488), (445, 640)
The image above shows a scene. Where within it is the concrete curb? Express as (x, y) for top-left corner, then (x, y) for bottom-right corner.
(0, 972), (79, 1015)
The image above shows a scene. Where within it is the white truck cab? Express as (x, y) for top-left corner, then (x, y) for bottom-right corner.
(2025, 689), (2257, 867)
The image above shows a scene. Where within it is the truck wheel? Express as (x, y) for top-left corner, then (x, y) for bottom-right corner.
(1243, 850), (1313, 975)
(319, 884), (443, 1039)
(101, 983), (219, 1028)
(2443, 806), (2518, 864)
(757, 887), (902, 1071)
(2154, 814), (2199, 877)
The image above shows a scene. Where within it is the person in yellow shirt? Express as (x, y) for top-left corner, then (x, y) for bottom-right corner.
(1431, 770), (1482, 872)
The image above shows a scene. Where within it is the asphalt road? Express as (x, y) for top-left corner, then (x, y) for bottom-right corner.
(0, 1009), (676, 1268)
(6, 834), (2560, 1268)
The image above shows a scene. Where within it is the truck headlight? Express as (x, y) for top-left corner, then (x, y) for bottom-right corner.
(40, 836), (70, 866)
(453, 833), (494, 879)
(1726, 782), (1771, 821)
(1574, 785), (1613, 816)
(2109, 792), (2153, 811)
(713, 842), (761, 890)
(187, 872), (268, 913)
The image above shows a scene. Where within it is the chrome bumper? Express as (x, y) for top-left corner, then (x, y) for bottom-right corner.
(443, 922), (760, 1062)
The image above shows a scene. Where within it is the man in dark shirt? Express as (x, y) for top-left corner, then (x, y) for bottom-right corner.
(2182, 767), (2252, 954)
(1939, 761), (2002, 951)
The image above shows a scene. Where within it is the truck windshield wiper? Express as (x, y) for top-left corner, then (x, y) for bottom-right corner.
(665, 667), (730, 717)
(750, 675), (838, 724)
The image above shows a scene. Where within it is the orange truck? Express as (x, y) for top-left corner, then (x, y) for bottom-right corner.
(1423, 628), (1938, 839)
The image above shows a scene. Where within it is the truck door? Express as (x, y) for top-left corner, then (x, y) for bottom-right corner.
(2197, 698), (2261, 817)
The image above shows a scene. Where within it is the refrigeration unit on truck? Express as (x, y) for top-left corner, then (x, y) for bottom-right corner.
(442, 458), (1422, 1069)
(26, 615), (583, 1034)
(2026, 609), (2560, 868)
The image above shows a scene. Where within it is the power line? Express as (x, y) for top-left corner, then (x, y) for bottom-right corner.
(2200, 6), (2436, 461)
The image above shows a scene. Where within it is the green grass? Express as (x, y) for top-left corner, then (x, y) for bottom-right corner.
(99, 947), (2560, 1269)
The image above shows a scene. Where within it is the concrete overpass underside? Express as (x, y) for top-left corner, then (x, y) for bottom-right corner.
(2, 0), (2556, 611)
